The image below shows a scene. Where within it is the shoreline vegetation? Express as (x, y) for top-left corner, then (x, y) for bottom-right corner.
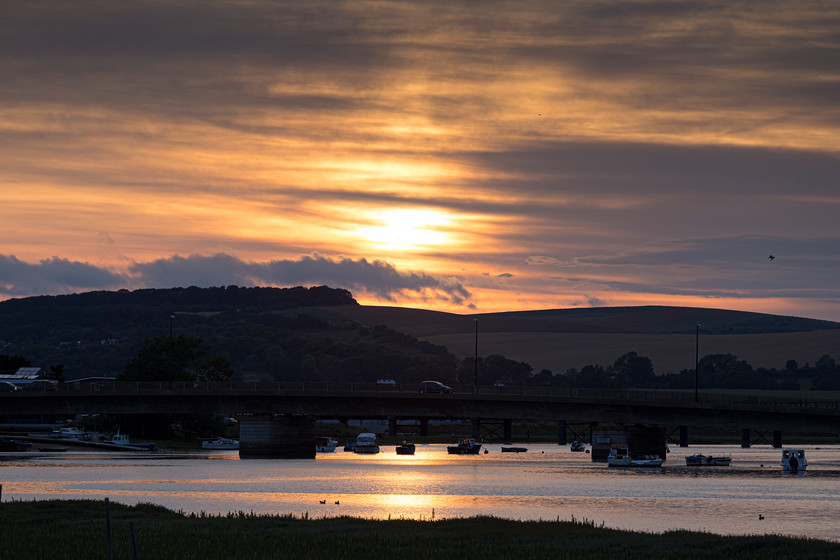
(1, 499), (838, 559)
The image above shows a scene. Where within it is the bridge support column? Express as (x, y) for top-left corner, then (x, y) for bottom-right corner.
(419, 418), (429, 437)
(773, 430), (782, 448)
(557, 420), (567, 445)
(239, 415), (316, 459)
(388, 416), (397, 437)
(679, 425), (689, 448)
(740, 428), (751, 448)
(471, 418), (481, 439)
(503, 419), (512, 443)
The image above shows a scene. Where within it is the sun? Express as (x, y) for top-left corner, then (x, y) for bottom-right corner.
(358, 209), (449, 251)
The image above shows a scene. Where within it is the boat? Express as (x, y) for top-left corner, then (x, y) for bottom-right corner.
(201, 437), (239, 450)
(352, 433), (380, 454)
(105, 430), (157, 451)
(781, 449), (807, 473)
(447, 438), (482, 455)
(607, 444), (662, 468)
(501, 446), (528, 453)
(343, 441), (355, 452)
(570, 440), (586, 452)
(50, 427), (89, 440)
(395, 441), (415, 455)
(685, 454), (731, 466)
(315, 437), (338, 452)
(0, 438), (32, 451)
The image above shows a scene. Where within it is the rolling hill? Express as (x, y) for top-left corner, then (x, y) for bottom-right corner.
(304, 305), (840, 375)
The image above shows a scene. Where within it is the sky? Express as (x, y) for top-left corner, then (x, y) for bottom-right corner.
(2, 1), (840, 321)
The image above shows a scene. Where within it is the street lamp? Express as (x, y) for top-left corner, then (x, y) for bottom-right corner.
(694, 322), (700, 403)
(169, 314), (174, 390)
(473, 319), (479, 392)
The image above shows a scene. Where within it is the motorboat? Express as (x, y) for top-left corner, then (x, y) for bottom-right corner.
(105, 430), (157, 451)
(201, 437), (239, 450)
(781, 449), (807, 473)
(607, 444), (662, 468)
(0, 438), (32, 451)
(51, 427), (89, 440)
(501, 446), (527, 453)
(685, 454), (731, 466)
(395, 441), (415, 455)
(352, 433), (380, 454)
(315, 437), (338, 452)
(570, 440), (586, 452)
(447, 438), (482, 455)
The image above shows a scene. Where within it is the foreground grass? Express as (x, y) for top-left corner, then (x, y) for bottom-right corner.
(1, 499), (838, 560)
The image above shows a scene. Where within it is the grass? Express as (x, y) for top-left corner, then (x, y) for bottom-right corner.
(1, 499), (838, 559)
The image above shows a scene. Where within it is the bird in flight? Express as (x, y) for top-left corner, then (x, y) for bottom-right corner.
(768, 255), (775, 260)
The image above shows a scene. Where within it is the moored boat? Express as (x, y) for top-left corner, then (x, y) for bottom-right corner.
(501, 446), (527, 453)
(607, 444), (662, 468)
(352, 432), (380, 454)
(570, 440), (586, 452)
(105, 430), (157, 451)
(201, 437), (239, 450)
(395, 441), (415, 455)
(447, 438), (482, 455)
(685, 454), (731, 466)
(315, 437), (338, 452)
(781, 449), (807, 473)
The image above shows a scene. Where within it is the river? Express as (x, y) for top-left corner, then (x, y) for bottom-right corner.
(2, 443), (839, 541)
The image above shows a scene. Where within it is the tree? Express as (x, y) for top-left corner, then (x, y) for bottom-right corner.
(613, 352), (655, 386)
(120, 335), (233, 382)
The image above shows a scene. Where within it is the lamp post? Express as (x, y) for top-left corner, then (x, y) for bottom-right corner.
(168, 314), (174, 390)
(473, 319), (479, 392)
(694, 322), (700, 403)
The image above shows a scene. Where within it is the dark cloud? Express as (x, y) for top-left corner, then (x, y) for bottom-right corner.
(0, 252), (471, 305)
(0, 255), (126, 295)
(129, 253), (472, 305)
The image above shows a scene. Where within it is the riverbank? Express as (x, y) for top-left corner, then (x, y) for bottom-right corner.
(1, 499), (837, 559)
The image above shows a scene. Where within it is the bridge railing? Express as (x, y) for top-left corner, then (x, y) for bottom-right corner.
(32, 380), (840, 411)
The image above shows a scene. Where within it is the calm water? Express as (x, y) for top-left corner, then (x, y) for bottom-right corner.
(2, 443), (840, 541)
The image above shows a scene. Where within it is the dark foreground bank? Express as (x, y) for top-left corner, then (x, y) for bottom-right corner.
(1, 499), (837, 560)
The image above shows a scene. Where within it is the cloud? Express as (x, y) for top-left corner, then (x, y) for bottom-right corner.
(0, 255), (126, 295)
(0, 252), (468, 306)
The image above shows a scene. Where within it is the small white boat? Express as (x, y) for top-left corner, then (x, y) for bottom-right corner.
(52, 427), (89, 440)
(315, 437), (338, 452)
(607, 445), (662, 468)
(685, 454), (732, 466)
(105, 430), (157, 451)
(781, 449), (807, 473)
(352, 433), (380, 454)
(202, 437), (240, 450)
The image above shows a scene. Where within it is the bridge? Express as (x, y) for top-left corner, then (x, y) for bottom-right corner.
(4, 380), (840, 457)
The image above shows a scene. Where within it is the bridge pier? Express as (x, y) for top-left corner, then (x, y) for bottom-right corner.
(679, 425), (689, 447)
(471, 418), (481, 439)
(741, 428), (751, 448)
(773, 430), (782, 448)
(503, 419), (513, 443)
(388, 416), (397, 436)
(420, 418), (429, 437)
(557, 420), (567, 445)
(239, 414), (316, 458)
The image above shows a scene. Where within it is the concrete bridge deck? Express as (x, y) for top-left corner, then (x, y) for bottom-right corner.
(3, 380), (840, 434)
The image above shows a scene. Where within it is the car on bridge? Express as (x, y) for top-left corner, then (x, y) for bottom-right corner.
(0, 381), (21, 392)
(419, 380), (452, 394)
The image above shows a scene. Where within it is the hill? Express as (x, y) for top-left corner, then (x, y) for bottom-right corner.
(1, 287), (839, 380)
(303, 305), (840, 375)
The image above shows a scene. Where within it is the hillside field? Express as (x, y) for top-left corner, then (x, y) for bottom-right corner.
(309, 305), (840, 375)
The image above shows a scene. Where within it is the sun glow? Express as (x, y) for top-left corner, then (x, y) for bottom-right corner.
(358, 209), (450, 251)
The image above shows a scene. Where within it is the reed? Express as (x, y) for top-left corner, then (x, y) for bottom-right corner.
(1, 499), (837, 559)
